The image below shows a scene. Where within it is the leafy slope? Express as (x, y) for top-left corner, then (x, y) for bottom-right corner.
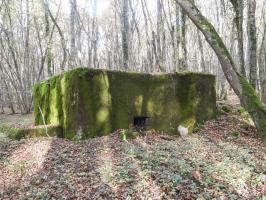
(0, 114), (265, 199)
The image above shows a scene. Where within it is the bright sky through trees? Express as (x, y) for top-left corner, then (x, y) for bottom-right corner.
(60, 0), (111, 16)
(59, 0), (158, 17)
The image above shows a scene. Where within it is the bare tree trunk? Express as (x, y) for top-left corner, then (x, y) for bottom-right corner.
(129, 0), (141, 71)
(247, 0), (258, 89)
(155, 0), (163, 72)
(92, 0), (99, 68)
(69, 0), (77, 68)
(47, 4), (67, 72)
(140, 0), (153, 72)
(259, 21), (266, 103)
(175, 0), (266, 139)
(3, 79), (15, 114)
(197, 29), (206, 72)
(162, 0), (176, 71)
(180, 9), (187, 71)
(230, 0), (246, 76)
(87, 13), (92, 68)
(175, 4), (181, 71)
(43, 0), (53, 77)
(122, 0), (129, 70)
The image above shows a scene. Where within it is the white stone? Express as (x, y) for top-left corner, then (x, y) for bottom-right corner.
(178, 125), (188, 137)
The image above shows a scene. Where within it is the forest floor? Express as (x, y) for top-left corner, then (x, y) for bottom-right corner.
(0, 95), (266, 199)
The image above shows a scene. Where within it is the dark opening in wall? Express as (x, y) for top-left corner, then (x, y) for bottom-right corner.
(133, 117), (150, 129)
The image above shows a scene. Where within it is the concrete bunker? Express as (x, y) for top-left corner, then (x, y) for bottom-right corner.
(33, 68), (216, 140)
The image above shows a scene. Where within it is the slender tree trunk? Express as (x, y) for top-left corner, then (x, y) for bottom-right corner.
(129, 0), (141, 70)
(43, 0), (53, 77)
(197, 29), (206, 72)
(174, 0), (266, 139)
(247, 0), (258, 89)
(122, 0), (129, 70)
(47, 5), (67, 71)
(69, 0), (77, 68)
(141, 0), (153, 72)
(259, 22), (266, 103)
(180, 9), (187, 71)
(175, 4), (181, 71)
(87, 14), (92, 68)
(91, 0), (99, 68)
(155, 0), (164, 72)
(230, 0), (246, 76)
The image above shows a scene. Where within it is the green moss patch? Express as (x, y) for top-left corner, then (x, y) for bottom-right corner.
(221, 105), (232, 113)
(119, 130), (139, 141)
(0, 125), (63, 140)
(34, 68), (216, 140)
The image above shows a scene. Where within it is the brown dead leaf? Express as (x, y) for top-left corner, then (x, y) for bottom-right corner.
(211, 172), (224, 182)
(191, 170), (202, 182)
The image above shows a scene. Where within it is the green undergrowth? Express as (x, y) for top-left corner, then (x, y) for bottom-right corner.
(119, 129), (140, 141)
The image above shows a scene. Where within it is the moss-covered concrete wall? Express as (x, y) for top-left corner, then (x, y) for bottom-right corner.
(34, 68), (216, 140)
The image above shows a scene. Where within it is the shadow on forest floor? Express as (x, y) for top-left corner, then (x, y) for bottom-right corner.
(0, 110), (265, 199)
